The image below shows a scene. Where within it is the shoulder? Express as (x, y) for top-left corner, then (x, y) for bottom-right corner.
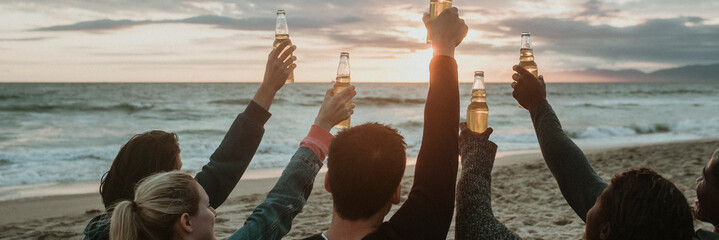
(695, 229), (719, 240)
(361, 223), (403, 240)
(300, 233), (326, 240)
(83, 213), (110, 240)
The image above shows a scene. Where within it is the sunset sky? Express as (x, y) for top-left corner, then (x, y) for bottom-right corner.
(1, 0), (718, 83)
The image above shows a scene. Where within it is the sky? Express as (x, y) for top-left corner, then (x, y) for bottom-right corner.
(1, 0), (718, 83)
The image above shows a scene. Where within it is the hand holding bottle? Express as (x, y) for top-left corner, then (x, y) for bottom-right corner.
(252, 41), (297, 110)
(459, 122), (493, 155)
(511, 65), (547, 111)
(314, 86), (357, 131)
(422, 7), (468, 57)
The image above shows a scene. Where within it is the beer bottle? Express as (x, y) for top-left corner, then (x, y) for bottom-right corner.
(467, 71), (489, 133)
(517, 32), (538, 108)
(518, 32), (538, 77)
(274, 10), (294, 84)
(426, 0), (453, 44)
(332, 52), (352, 130)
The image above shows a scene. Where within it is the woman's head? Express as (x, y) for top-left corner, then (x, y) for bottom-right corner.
(109, 171), (217, 240)
(585, 168), (694, 240)
(100, 130), (181, 208)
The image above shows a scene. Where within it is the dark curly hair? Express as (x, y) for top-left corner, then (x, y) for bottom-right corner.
(599, 167), (694, 240)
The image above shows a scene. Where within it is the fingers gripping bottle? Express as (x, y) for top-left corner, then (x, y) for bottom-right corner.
(517, 32), (538, 108)
(426, 0), (453, 44)
(274, 10), (294, 84)
(332, 52), (352, 130)
(467, 71), (489, 133)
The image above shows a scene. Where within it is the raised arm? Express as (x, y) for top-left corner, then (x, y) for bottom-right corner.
(229, 87), (355, 240)
(455, 125), (521, 240)
(195, 41), (297, 209)
(384, 7), (467, 239)
(512, 65), (608, 221)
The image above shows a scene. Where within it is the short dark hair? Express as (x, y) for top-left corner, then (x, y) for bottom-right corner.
(100, 130), (181, 208)
(327, 123), (407, 220)
(599, 168), (694, 240)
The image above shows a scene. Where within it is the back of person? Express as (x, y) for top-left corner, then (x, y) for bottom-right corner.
(455, 122), (696, 240)
(304, 7), (468, 240)
(584, 168), (694, 240)
(490, 64), (697, 240)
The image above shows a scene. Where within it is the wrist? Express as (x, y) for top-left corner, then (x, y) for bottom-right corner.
(252, 85), (277, 111)
(256, 84), (276, 97)
(314, 119), (333, 132)
(432, 44), (455, 58)
(526, 99), (548, 113)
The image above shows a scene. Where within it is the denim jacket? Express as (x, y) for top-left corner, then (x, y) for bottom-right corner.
(229, 146), (323, 239)
(84, 146), (322, 240)
(84, 101), (272, 240)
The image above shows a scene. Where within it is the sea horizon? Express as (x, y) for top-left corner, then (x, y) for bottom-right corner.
(2, 82), (718, 198)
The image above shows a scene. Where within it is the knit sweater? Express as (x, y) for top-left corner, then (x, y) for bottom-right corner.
(455, 137), (521, 240)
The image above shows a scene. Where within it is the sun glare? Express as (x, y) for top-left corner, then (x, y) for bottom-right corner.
(396, 26), (429, 43)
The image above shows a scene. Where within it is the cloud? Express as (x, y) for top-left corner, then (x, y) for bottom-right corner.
(327, 31), (428, 51)
(0, 37), (52, 41)
(32, 14), (357, 32)
(578, 0), (619, 18)
(34, 19), (149, 31)
(474, 16), (719, 64)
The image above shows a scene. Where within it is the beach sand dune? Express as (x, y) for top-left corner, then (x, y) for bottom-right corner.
(1, 139), (716, 239)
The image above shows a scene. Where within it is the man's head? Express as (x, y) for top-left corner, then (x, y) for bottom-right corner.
(326, 123), (407, 220)
(585, 168), (694, 240)
(695, 147), (719, 226)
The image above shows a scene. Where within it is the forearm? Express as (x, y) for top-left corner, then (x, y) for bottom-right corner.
(387, 55), (459, 239)
(252, 85), (277, 111)
(415, 55), (460, 200)
(196, 101), (271, 209)
(529, 101), (608, 221)
(456, 139), (520, 239)
(230, 147), (322, 240)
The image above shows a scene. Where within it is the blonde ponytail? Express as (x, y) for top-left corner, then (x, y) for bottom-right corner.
(109, 200), (138, 240)
(108, 171), (199, 240)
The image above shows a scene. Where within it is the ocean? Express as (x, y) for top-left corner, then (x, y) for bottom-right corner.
(1, 82), (718, 189)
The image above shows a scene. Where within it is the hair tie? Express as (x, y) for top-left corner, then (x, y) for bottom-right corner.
(131, 201), (139, 209)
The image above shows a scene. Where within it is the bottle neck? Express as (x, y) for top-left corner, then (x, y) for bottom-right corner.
(471, 89), (486, 102)
(521, 37), (532, 49)
(471, 75), (486, 102)
(336, 57), (350, 81)
(275, 16), (289, 36)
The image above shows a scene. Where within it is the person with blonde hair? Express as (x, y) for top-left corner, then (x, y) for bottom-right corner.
(109, 83), (356, 240)
(84, 41), (299, 240)
(110, 171), (203, 239)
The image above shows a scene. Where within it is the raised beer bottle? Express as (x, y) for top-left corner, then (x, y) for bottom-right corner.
(517, 32), (538, 108)
(274, 10), (294, 84)
(467, 71), (489, 133)
(518, 32), (538, 78)
(426, 0), (453, 44)
(332, 52), (352, 130)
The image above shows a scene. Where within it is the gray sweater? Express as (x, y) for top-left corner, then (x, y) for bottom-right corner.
(455, 137), (521, 240)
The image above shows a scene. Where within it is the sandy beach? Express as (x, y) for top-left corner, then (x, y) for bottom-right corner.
(1, 139), (717, 239)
